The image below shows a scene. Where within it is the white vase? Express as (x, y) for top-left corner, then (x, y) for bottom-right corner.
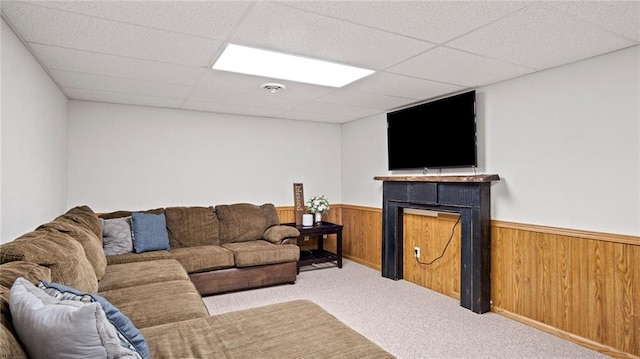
(314, 212), (322, 224)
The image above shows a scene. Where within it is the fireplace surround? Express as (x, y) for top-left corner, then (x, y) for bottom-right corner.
(374, 174), (500, 314)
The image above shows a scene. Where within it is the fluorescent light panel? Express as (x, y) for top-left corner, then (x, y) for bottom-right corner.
(212, 44), (374, 87)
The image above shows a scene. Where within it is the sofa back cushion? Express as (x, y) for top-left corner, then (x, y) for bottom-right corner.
(0, 262), (52, 289)
(0, 262), (52, 359)
(1, 286), (29, 359)
(54, 205), (102, 239)
(37, 220), (107, 280)
(99, 208), (164, 220)
(0, 229), (98, 293)
(165, 206), (220, 248)
(216, 203), (279, 244)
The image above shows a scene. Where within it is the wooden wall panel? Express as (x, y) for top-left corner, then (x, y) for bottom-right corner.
(340, 205), (382, 270)
(402, 212), (460, 299)
(491, 222), (639, 358)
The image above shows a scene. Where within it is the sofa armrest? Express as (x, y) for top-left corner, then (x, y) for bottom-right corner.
(263, 225), (300, 244)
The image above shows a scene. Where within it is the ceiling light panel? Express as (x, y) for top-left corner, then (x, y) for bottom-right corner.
(212, 44), (374, 87)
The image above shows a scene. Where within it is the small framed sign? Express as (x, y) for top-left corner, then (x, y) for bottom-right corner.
(293, 183), (305, 225)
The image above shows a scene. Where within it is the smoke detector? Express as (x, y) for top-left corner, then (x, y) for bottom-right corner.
(261, 83), (286, 93)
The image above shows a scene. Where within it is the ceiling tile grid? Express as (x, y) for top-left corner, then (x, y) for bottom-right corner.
(28, 43), (208, 87)
(446, 3), (637, 70)
(1, 0), (638, 124)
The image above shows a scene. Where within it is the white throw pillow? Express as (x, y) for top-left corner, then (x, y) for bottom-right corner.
(9, 277), (138, 359)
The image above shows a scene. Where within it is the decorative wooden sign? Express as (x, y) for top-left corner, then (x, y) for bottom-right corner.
(293, 183), (305, 226)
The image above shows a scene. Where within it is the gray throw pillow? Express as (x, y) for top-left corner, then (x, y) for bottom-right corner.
(101, 217), (134, 256)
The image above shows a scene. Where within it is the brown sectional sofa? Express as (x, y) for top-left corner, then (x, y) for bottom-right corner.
(0, 204), (394, 358)
(98, 203), (300, 295)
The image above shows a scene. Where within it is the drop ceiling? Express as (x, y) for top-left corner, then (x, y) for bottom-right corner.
(1, 1), (638, 124)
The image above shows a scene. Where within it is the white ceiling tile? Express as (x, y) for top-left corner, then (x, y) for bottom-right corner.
(231, 2), (434, 70)
(346, 72), (465, 101)
(30, 44), (206, 86)
(278, 111), (357, 124)
(316, 89), (415, 110)
(51, 70), (192, 99)
(2, 1), (221, 66)
(189, 70), (335, 108)
(26, 1), (250, 40)
(550, 1), (640, 42)
(388, 47), (534, 87)
(293, 101), (383, 119)
(189, 86), (302, 111)
(447, 4), (637, 70)
(285, 1), (529, 43)
(66, 88), (185, 109)
(182, 100), (286, 118)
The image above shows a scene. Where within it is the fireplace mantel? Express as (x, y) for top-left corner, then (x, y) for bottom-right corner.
(373, 174), (499, 183)
(375, 174), (500, 314)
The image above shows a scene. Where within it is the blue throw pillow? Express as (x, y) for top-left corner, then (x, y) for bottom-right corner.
(131, 212), (170, 253)
(38, 281), (150, 359)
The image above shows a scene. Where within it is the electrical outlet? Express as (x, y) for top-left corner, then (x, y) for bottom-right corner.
(414, 247), (420, 258)
(304, 236), (310, 242)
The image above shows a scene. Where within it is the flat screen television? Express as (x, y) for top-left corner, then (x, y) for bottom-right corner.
(387, 90), (477, 170)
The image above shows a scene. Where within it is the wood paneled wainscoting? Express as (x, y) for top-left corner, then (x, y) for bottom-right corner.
(278, 204), (640, 358)
(491, 221), (639, 358)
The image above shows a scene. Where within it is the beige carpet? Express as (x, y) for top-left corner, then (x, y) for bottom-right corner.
(202, 259), (607, 359)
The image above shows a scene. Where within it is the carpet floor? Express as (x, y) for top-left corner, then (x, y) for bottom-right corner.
(202, 259), (607, 359)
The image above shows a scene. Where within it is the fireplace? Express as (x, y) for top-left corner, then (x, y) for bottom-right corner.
(374, 175), (500, 314)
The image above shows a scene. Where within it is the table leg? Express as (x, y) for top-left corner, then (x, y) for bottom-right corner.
(337, 231), (342, 268)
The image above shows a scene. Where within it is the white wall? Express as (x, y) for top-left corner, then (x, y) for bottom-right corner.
(342, 46), (639, 236)
(1, 20), (68, 243)
(67, 101), (341, 213)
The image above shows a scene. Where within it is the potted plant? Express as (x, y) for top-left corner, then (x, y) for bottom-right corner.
(306, 195), (330, 224)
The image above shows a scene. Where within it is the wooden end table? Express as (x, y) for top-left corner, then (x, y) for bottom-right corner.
(283, 221), (343, 273)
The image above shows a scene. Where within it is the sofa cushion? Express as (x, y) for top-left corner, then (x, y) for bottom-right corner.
(99, 208), (164, 220)
(101, 216), (134, 255)
(0, 304), (28, 359)
(38, 220), (107, 280)
(263, 225), (300, 244)
(54, 205), (102, 239)
(0, 262), (51, 359)
(165, 206), (220, 248)
(0, 261), (51, 289)
(131, 212), (170, 253)
(106, 250), (173, 265)
(141, 300), (394, 359)
(222, 241), (299, 267)
(170, 246), (234, 273)
(98, 280), (208, 329)
(1, 283), (30, 359)
(98, 259), (189, 292)
(216, 203), (279, 244)
(0, 229), (98, 293)
(9, 278), (140, 359)
(38, 280), (149, 358)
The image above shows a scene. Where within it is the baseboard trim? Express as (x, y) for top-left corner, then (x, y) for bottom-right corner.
(343, 254), (380, 271)
(492, 307), (639, 359)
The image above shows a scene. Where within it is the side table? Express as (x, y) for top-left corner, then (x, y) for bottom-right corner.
(283, 221), (343, 273)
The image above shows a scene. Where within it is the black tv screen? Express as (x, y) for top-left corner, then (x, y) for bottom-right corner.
(387, 90), (477, 170)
